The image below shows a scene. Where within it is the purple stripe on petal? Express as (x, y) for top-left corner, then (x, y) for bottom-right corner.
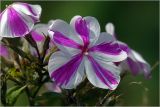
(89, 42), (121, 55)
(127, 58), (151, 79)
(8, 7), (29, 37)
(21, 3), (37, 16)
(51, 54), (83, 86)
(20, 3), (39, 22)
(53, 31), (83, 49)
(75, 17), (89, 46)
(29, 15), (39, 22)
(87, 55), (118, 89)
(31, 31), (45, 42)
(127, 58), (141, 75)
(118, 42), (131, 54)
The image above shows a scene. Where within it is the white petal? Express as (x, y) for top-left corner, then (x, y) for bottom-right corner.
(105, 22), (115, 36)
(131, 50), (148, 64)
(93, 32), (115, 46)
(32, 24), (48, 36)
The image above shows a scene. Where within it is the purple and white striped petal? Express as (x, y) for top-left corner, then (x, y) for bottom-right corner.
(85, 56), (120, 90)
(48, 51), (85, 89)
(70, 16), (100, 47)
(128, 50), (151, 79)
(31, 24), (48, 42)
(11, 2), (41, 21)
(30, 24), (47, 56)
(89, 33), (127, 62)
(31, 20), (54, 42)
(116, 41), (151, 79)
(49, 19), (83, 56)
(0, 2), (41, 38)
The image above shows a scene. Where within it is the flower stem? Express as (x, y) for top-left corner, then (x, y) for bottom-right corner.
(151, 61), (159, 71)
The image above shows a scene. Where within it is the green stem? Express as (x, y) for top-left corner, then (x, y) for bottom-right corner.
(25, 87), (34, 106)
(1, 74), (7, 106)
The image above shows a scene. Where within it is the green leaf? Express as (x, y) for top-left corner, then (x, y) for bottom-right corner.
(35, 92), (64, 106)
(6, 85), (27, 105)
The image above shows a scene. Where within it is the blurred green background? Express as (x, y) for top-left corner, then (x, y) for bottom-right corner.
(1, 1), (159, 106)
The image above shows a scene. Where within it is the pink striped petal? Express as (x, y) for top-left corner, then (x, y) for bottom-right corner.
(74, 16), (90, 47)
(85, 56), (120, 90)
(53, 31), (83, 49)
(127, 50), (151, 79)
(31, 31), (45, 42)
(31, 23), (48, 42)
(48, 51), (85, 89)
(49, 20), (83, 56)
(88, 32), (127, 62)
(116, 41), (151, 79)
(0, 2), (41, 38)
(70, 16), (100, 47)
(12, 2), (41, 21)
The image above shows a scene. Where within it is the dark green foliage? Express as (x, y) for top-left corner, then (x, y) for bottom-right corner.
(35, 92), (64, 106)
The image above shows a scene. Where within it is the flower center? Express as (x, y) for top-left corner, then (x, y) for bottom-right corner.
(82, 48), (89, 56)
(84, 51), (89, 55)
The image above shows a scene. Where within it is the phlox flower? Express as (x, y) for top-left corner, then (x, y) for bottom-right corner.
(0, 2), (41, 38)
(48, 16), (127, 90)
(29, 21), (55, 56)
(105, 23), (151, 79)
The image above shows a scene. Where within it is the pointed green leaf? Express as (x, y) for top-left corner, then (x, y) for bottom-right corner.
(6, 85), (27, 105)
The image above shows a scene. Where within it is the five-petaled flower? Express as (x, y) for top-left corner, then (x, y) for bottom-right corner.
(0, 2), (41, 38)
(105, 23), (151, 79)
(48, 16), (127, 90)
